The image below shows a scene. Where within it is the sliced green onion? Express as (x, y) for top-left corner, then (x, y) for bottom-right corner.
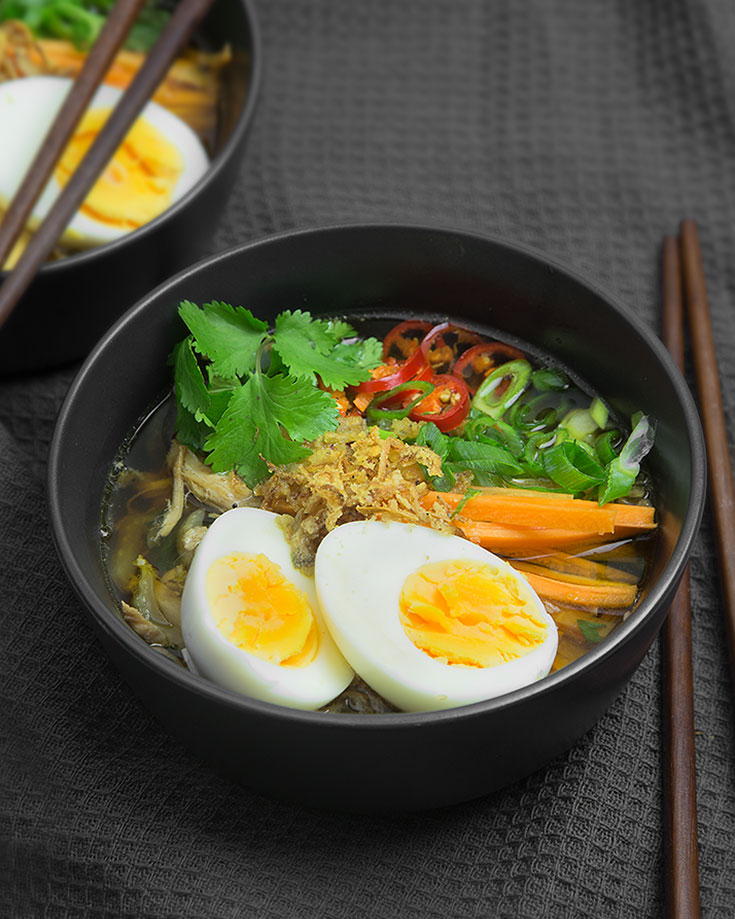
(542, 441), (605, 493)
(416, 422), (454, 490)
(506, 476), (566, 493)
(466, 417), (525, 457)
(366, 381), (435, 427)
(450, 488), (481, 518)
(590, 398), (609, 429)
(511, 392), (565, 432)
(560, 407), (600, 444)
(445, 462), (502, 488)
(598, 415), (655, 505)
(531, 367), (570, 392)
(492, 420), (525, 458)
(507, 401), (530, 429)
(416, 421), (450, 460)
(523, 430), (555, 477)
(448, 438), (524, 476)
(472, 360), (532, 420)
(595, 429), (622, 465)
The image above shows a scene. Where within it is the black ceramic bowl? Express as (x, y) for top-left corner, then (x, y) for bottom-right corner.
(48, 225), (706, 812)
(0, 0), (260, 376)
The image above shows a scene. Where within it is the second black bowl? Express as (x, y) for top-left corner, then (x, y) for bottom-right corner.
(0, 0), (261, 375)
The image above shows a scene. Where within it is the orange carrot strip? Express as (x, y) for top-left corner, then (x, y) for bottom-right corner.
(425, 491), (655, 534)
(510, 559), (640, 589)
(511, 551), (640, 584)
(457, 520), (603, 552)
(518, 569), (638, 609)
(352, 391), (372, 414)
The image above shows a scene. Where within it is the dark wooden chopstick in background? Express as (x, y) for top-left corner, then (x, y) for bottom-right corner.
(0, 0), (148, 270)
(0, 0), (217, 331)
(679, 219), (735, 692)
(660, 235), (701, 919)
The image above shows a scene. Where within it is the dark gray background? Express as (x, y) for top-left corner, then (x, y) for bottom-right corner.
(2, 1), (734, 915)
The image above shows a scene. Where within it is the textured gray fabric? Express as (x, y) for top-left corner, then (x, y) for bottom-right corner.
(2, 0), (735, 915)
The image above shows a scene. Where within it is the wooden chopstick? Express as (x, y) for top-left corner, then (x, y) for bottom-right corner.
(679, 218), (735, 689)
(0, 0), (148, 270)
(660, 236), (701, 919)
(0, 0), (216, 331)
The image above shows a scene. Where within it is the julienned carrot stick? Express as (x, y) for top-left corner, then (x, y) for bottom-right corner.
(515, 567), (639, 609)
(513, 551), (640, 584)
(457, 521), (603, 551)
(425, 491), (656, 534)
(456, 520), (651, 554)
(510, 558), (639, 588)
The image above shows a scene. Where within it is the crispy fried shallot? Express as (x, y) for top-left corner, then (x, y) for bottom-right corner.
(256, 416), (458, 569)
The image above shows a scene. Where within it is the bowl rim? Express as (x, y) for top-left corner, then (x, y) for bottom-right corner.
(0, 0), (262, 278)
(48, 221), (707, 732)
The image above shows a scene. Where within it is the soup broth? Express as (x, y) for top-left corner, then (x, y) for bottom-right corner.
(102, 313), (656, 714)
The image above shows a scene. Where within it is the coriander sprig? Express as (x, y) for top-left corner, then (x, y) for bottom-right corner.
(171, 301), (382, 486)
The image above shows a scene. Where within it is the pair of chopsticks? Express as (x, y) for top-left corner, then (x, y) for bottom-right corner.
(0, 0), (216, 331)
(660, 220), (735, 918)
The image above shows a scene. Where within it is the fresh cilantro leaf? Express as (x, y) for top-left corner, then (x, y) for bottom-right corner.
(273, 311), (383, 388)
(179, 300), (268, 379)
(577, 619), (608, 644)
(274, 310), (337, 354)
(175, 404), (210, 452)
(325, 318), (357, 340)
(331, 337), (383, 371)
(172, 337), (210, 419)
(204, 374), (339, 485)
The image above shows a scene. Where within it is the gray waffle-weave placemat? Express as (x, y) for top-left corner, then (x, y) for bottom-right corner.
(2, 1), (735, 916)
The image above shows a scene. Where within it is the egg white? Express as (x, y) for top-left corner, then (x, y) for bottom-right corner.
(314, 520), (558, 712)
(0, 76), (209, 247)
(181, 507), (353, 710)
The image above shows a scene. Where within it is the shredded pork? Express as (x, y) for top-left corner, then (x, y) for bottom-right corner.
(152, 442), (251, 541)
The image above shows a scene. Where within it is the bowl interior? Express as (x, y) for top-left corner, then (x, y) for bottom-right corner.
(48, 225), (706, 808)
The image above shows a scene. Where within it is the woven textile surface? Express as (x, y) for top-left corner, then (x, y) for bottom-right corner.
(2, 1), (735, 916)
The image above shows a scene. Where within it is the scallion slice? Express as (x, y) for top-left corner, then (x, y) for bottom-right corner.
(472, 360), (532, 420)
(598, 415), (655, 505)
(542, 441), (606, 492)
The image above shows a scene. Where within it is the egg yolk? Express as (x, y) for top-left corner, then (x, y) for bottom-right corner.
(206, 553), (318, 667)
(54, 108), (184, 230)
(399, 559), (548, 667)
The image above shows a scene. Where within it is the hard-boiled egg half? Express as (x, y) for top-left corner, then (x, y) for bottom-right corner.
(181, 508), (354, 710)
(0, 76), (209, 255)
(314, 520), (558, 712)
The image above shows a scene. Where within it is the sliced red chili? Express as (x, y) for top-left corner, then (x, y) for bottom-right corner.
(356, 349), (432, 394)
(453, 341), (525, 394)
(382, 321), (433, 361)
(409, 374), (470, 432)
(419, 322), (485, 374)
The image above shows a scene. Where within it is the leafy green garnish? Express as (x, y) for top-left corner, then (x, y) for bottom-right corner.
(172, 337), (210, 421)
(273, 311), (383, 389)
(577, 619), (608, 644)
(450, 488), (481, 519)
(180, 300), (268, 380)
(170, 302), (382, 486)
(0, 0), (170, 50)
(204, 375), (338, 483)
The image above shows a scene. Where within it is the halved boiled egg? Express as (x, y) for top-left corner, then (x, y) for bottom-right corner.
(181, 508), (354, 710)
(314, 520), (558, 712)
(0, 76), (209, 255)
